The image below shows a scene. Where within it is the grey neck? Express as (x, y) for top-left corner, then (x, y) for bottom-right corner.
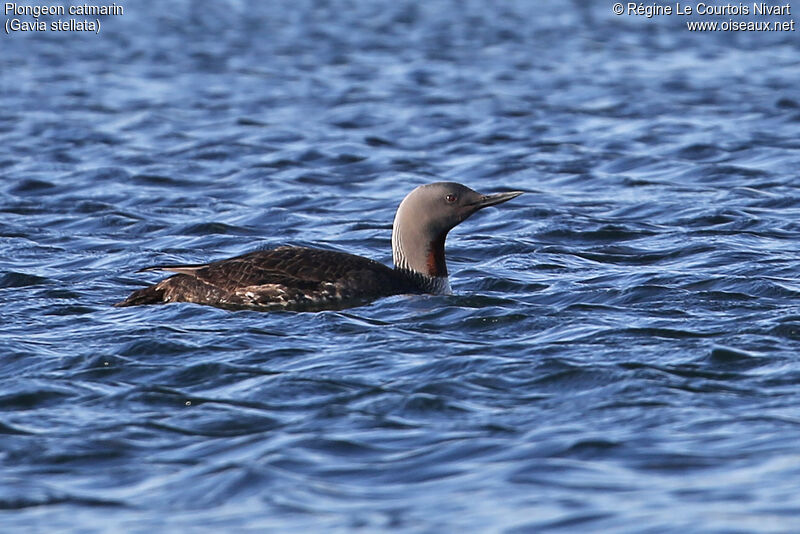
(392, 226), (451, 295)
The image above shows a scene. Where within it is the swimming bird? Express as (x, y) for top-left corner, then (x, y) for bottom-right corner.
(116, 182), (523, 311)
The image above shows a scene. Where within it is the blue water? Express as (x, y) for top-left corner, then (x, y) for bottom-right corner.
(3, 1), (800, 532)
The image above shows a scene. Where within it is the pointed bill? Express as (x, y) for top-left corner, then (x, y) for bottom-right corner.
(472, 190), (524, 209)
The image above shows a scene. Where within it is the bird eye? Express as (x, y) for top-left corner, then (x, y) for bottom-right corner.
(445, 194), (457, 203)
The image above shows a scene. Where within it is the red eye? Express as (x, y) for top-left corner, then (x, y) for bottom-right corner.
(445, 194), (457, 203)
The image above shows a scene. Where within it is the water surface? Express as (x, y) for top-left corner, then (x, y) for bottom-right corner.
(2, 1), (800, 532)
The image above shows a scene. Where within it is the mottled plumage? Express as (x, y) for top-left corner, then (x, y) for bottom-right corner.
(117, 246), (422, 311)
(116, 182), (523, 311)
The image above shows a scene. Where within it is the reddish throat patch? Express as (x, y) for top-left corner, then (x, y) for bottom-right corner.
(425, 234), (448, 277)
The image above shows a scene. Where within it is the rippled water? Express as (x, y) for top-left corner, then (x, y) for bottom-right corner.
(2, 1), (800, 532)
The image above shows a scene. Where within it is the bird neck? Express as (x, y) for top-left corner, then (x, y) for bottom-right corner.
(392, 224), (450, 290)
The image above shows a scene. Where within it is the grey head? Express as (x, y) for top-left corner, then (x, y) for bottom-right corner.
(391, 182), (523, 291)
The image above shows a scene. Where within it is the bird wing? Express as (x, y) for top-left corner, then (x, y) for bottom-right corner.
(146, 246), (397, 293)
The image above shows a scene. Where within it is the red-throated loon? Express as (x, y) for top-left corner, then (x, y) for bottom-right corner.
(115, 182), (523, 311)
